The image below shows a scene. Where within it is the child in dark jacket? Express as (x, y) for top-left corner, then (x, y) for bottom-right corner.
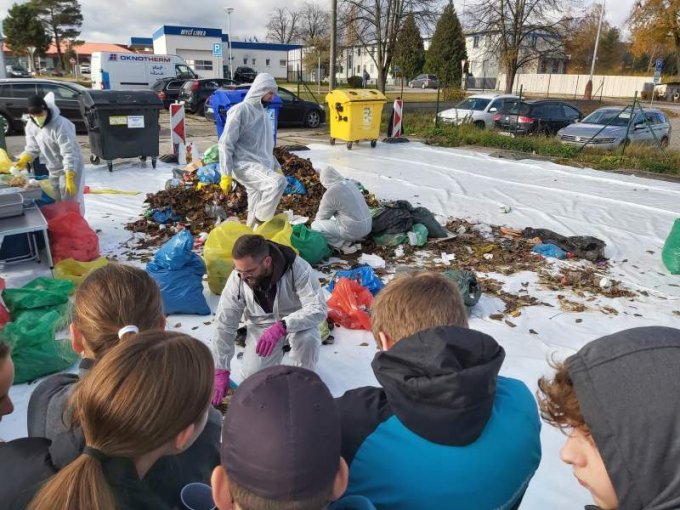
(336, 272), (541, 510)
(27, 331), (214, 510)
(25, 263), (222, 508)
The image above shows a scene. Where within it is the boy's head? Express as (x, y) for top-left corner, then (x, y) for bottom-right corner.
(370, 272), (468, 351)
(212, 366), (348, 510)
(537, 326), (680, 510)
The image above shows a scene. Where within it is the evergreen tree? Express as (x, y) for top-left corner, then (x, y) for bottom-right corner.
(425, 1), (467, 88)
(31, 0), (83, 69)
(393, 13), (425, 81)
(3, 3), (51, 66)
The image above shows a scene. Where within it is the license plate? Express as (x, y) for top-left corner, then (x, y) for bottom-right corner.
(498, 131), (513, 137)
(206, 107), (214, 114)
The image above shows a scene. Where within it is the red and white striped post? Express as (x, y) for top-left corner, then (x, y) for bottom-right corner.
(391, 98), (403, 138)
(170, 103), (186, 156)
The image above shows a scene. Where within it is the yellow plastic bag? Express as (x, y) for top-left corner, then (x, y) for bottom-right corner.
(0, 149), (12, 174)
(54, 257), (108, 286)
(204, 214), (296, 295)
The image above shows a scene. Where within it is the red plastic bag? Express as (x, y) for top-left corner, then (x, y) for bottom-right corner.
(41, 202), (99, 263)
(327, 278), (373, 330)
(0, 278), (9, 329)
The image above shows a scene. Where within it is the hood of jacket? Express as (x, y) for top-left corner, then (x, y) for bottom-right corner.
(568, 326), (680, 510)
(320, 166), (345, 189)
(372, 325), (505, 446)
(245, 73), (278, 105)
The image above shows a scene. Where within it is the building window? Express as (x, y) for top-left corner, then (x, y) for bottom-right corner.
(531, 34), (538, 48)
(243, 57), (248, 65)
(193, 60), (213, 71)
(473, 35), (480, 48)
(357, 47), (361, 56)
(252, 58), (256, 65)
(280, 59), (287, 67)
(357, 65), (360, 73)
(266, 58), (270, 66)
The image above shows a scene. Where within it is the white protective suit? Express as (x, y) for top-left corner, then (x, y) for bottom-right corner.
(23, 97), (85, 214)
(213, 243), (328, 379)
(218, 73), (286, 227)
(311, 166), (372, 247)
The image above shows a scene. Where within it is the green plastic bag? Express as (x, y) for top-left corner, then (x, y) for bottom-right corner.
(0, 308), (78, 384)
(203, 144), (220, 164)
(2, 277), (74, 314)
(408, 223), (428, 247)
(443, 269), (482, 308)
(662, 218), (680, 274)
(292, 225), (331, 265)
(373, 232), (408, 247)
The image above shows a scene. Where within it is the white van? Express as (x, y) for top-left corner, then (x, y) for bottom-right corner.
(91, 52), (197, 90)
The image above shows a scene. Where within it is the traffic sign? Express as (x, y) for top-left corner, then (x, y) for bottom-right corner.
(69, 57), (76, 64)
(654, 57), (664, 85)
(212, 43), (223, 58)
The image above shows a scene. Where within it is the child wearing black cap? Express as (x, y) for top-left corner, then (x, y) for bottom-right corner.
(211, 366), (354, 510)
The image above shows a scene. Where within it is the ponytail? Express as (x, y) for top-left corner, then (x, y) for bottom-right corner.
(28, 454), (116, 510)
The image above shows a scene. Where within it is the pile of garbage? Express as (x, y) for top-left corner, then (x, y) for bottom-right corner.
(125, 148), (379, 250)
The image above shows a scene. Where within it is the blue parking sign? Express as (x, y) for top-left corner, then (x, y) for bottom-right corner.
(656, 58), (664, 72)
(213, 43), (223, 57)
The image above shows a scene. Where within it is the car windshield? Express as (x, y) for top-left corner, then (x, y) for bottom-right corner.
(582, 109), (635, 127)
(500, 100), (531, 115)
(455, 98), (491, 111)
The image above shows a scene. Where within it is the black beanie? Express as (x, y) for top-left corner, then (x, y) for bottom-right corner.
(27, 95), (48, 114)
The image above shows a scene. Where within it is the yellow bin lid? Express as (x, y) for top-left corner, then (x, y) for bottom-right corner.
(326, 88), (387, 103)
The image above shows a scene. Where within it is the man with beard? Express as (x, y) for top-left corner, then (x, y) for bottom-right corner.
(210, 235), (327, 406)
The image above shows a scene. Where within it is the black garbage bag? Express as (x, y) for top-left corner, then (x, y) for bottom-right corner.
(443, 269), (482, 308)
(523, 227), (606, 262)
(372, 208), (413, 235)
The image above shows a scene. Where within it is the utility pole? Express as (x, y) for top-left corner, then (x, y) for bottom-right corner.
(225, 7), (234, 80)
(329, 0), (337, 90)
(584, 0), (605, 100)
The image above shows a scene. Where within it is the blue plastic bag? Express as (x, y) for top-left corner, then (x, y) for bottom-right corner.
(197, 163), (221, 184)
(147, 230), (211, 315)
(285, 176), (307, 195)
(328, 265), (385, 296)
(532, 243), (567, 260)
(151, 207), (182, 224)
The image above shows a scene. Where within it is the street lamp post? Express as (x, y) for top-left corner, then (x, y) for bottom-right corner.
(585, 0), (605, 100)
(27, 46), (36, 74)
(225, 7), (234, 80)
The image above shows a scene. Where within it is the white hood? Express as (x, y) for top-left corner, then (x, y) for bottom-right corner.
(320, 166), (344, 189)
(245, 73), (278, 104)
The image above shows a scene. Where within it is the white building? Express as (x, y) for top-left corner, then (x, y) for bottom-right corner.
(130, 25), (301, 80)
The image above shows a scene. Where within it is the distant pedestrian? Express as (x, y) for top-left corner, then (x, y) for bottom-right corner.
(362, 69), (369, 88)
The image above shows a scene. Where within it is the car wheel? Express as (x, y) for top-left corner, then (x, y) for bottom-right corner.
(422, 83), (426, 89)
(660, 136), (670, 148)
(474, 120), (485, 130)
(0, 112), (13, 136)
(195, 100), (205, 116)
(304, 110), (321, 128)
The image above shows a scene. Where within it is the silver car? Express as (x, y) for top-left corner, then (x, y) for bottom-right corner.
(437, 94), (519, 129)
(408, 74), (438, 89)
(557, 107), (671, 150)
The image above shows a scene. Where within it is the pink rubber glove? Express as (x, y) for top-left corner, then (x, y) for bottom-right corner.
(256, 321), (287, 357)
(212, 369), (231, 406)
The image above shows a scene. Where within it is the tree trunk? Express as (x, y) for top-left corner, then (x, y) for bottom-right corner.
(378, 66), (386, 92)
(49, 9), (63, 70)
(675, 33), (680, 81)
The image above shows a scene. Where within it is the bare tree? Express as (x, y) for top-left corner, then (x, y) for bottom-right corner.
(299, 2), (331, 42)
(266, 7), (302, 44)
(465, 0), (572, 93)
(339, 0), (438, 92)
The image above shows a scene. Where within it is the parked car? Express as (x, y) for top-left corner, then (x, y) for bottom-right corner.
(408, 74), (438, 89)
(205, 86), (325, 128)
(151, 77), (192, 108)
(5, 65), (31, 78)
(178, 78), (237, 114)
(557, 107), (671, 150)
(233, 66), (258, 84)
(0, 79), (88, 135)
(79, 63), (91, 75)
(39, 67), (64, 77)
(437, 94), (519, 129)
(493, 100), (583, 136)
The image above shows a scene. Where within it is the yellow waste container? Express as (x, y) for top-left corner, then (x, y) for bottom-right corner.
(325, 89), (387, 149)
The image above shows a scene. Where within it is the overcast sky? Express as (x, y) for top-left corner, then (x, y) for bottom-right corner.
(0, 0), (637, 44)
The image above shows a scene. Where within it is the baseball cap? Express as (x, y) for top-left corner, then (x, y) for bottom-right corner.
(221, 365), (341, 501)
(27, 95), (48, 115)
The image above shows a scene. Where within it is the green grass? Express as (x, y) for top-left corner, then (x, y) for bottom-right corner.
(413, 120), (680, 175)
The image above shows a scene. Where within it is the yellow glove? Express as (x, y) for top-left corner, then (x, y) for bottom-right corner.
(220, 175), (233, 193)
(65, 170), (76, 197)
(14, 153), (33, 171)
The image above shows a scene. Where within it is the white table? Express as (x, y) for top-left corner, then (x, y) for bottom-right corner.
(0, 205), (53, 268)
